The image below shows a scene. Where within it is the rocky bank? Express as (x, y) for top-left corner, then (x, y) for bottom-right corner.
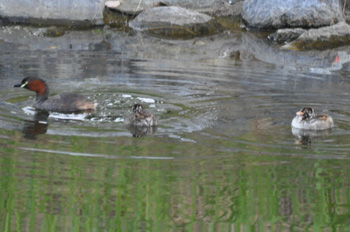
(0, 0), (350, 50)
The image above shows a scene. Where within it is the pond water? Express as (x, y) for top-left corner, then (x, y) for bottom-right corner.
(1, 26), (350, 231)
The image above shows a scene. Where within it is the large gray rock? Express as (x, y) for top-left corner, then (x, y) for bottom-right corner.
(112, 0), (224, 14)
(129, 6), (218, 38)
(283, 22), (350, 50)
(0, 0), (105, 26)
(242, 0), (344, 29)
(107, 0), (241, 17)
(241, 32), (346, 73)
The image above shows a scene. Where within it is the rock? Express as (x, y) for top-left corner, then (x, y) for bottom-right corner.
(114, 0), (224, 13)
(111, 1), (160, 15)
(242, 0), (344, 29)
(129, 6), (218, 38)
(0, 0), (105, 26)
(105, 1), (121, 9)
(110, 0), (242, 17)
(211, 1), (243, 18)
(283, 22), (350, 50)
(267, 28), (306, 44)
(37, 26), (66, 37)
(0, 26), (103, 51)
(103, 8), (130, 29)
(104, 0), (243, 30)
(241, 32), (343, 73)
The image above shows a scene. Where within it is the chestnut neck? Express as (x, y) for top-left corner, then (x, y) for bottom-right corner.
(31, 80), (49, 102)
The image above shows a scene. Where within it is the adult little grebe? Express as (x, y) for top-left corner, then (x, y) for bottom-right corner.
(291, 107), (334, 130)
(124, 104), (157, 127)
(14, 76), (97, 113)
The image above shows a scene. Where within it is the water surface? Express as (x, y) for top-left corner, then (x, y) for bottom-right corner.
(1, 26), (350, 231)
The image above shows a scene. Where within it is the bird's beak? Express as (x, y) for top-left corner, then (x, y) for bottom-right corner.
(296, 111), (304, 116)
(14, 81), (27, 88)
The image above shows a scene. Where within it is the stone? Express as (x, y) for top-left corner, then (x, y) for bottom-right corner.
(111, 0), (242, 17)
(267, 28), (306, 44)
(37, 26), (66, 37)
(242, 0), (344, 29)
(241, 32), (342, 72)
(105, 1), (121, 9)
(0, 0), (105, 26)
(129, 6), (218, 38)
(114, 0), (224, 13)
(0, 26), (103, 51)
(283, 22), (350, 50)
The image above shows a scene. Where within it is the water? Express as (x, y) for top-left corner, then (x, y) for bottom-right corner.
(1, 26), (350, 231)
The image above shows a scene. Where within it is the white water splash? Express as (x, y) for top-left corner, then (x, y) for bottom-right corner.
(48, 112), (88, 121)
(122, 94), (132, 98)
(137, 97), (155, 103)
(22, 106), (36, 116)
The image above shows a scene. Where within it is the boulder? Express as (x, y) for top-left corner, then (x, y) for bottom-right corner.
(129, 6), (218, 38)
(108, 0), (224, 14)
(283, 22), (350, 50)
(106, 0), (241, 17)
(242, 0), (344, 29)
(241, 32), (343, 73)
(0, 0), (105, 26)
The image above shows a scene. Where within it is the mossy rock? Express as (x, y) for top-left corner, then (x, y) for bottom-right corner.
(267, 28), (306, 45)
(40, 26), (65, 37)
(286, 35), (350, 51)
(103, 8), (131, 29)
(215, 16), (242, 32)
(282, 22), (350, 51)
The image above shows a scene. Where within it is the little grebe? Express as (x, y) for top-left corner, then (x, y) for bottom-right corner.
(14, 76), (96, 113)
(291, 107), (334, 130)
(124, 104), (157, 127)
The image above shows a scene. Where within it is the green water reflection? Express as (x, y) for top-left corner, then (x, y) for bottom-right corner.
(1, 128), (350, 232)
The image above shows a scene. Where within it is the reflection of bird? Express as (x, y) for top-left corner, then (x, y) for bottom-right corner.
(291, 107), (334, 130)
(124, 104), (157, 127)
(291, 127), (333, 146)
(14, 76), (97, 113)
(127, 125), (157, 138)
(22, 111), (49, 140)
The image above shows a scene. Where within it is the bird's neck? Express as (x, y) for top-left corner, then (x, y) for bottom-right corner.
(35, 83), (49, 102)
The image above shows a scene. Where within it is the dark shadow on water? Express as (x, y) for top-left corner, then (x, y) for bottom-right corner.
(21, 108), (96, 139)
(22, 111), (49, 140)
(291, 127), (333, 146)
(126, 125), (157, 138)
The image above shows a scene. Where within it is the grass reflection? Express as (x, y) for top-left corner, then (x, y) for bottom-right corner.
(0, 129), (350, 231)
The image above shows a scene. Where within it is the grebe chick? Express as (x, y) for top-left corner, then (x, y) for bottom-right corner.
(14, 76), (97, 113)
(124, 104), (157, 126)
(291, 107), (334, 130)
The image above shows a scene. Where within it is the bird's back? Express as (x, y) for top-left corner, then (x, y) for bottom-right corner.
(34, 92), (96, 113)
